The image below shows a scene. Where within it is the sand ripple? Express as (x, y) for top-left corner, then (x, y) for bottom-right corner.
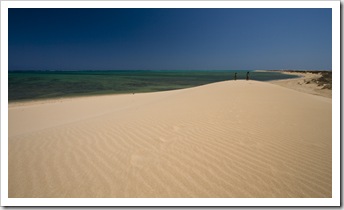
(9, 81), (332, 198)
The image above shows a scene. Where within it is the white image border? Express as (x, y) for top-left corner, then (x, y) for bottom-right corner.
(1, 0), (340, 207)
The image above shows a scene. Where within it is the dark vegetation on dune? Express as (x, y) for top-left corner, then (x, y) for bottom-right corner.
(281, 70), (332, 90)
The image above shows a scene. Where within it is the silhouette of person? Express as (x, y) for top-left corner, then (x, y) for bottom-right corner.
(234, 72), (237, 81)
(246, 71), (250, 81)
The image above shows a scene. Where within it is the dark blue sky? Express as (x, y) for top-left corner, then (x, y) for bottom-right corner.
(9, 8), (332, 70)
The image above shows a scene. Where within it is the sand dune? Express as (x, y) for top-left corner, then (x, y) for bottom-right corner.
(270, 71), (332, 98)
(8, 80), (332, 198)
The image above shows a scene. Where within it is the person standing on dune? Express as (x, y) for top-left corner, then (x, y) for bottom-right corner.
(246, 71), (250, 80)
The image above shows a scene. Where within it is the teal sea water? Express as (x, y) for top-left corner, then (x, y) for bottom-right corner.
(9, 70), (299, 101)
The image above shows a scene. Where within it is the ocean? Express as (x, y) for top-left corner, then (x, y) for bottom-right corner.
(8, 70), (299, 101)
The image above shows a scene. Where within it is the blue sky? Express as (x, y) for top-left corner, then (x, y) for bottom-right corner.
(8, 8), (332, 70)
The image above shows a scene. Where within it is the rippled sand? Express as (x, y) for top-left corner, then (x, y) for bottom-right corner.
(9, 80), (332, 198)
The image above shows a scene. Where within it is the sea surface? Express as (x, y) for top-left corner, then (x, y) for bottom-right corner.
(9, 70), (299, 101)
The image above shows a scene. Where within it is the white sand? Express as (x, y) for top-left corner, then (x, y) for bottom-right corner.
(270, 71), (331, 98)
(9, 80), (332, 198)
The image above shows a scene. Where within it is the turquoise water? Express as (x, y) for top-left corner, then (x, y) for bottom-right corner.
(8, 70), (299, 101)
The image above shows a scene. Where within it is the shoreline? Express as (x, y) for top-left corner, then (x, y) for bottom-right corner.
(9, 70), (331, 106)
(8, 70), (298, 103)
(268, 70), (332, 98)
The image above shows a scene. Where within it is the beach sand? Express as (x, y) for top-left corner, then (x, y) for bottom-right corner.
(8, 80), (332, 198)
(269, 71), (332, 98)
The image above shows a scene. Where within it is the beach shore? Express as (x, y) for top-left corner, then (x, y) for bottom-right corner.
(8, 80), (332, 198)
(269, 71), (332, 98)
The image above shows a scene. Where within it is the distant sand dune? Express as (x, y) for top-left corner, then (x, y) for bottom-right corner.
(9, 80), (331, 198)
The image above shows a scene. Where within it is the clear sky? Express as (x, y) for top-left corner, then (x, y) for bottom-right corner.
(8, 8), (332, 71)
